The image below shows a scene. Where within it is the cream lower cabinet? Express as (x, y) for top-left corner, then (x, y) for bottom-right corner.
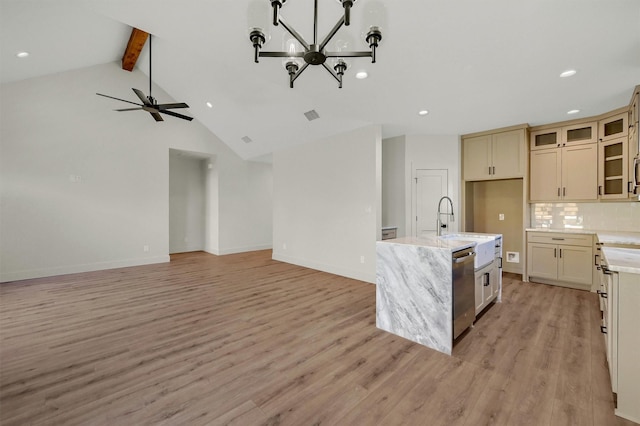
(600, 265), (640, 423)
(530, 144), (598, 201)
(527, 232), (593, 290)
(474, 260), (498, 315)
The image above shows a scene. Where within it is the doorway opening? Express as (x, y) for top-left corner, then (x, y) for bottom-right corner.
(169, 149), (212, 254)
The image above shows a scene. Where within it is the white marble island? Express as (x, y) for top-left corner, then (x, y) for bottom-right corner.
(376, 236), (478, 355)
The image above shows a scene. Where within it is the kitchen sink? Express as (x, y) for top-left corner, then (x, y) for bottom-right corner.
(438, 234), (496, 269)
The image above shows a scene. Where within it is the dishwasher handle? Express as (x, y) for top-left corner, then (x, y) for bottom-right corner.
(453, 252), (475, 263)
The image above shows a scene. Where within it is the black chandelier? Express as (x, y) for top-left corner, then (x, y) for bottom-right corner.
(249, 0), (383, 88)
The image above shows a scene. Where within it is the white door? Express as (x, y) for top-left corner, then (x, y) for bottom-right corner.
(414, 169), (448, 237)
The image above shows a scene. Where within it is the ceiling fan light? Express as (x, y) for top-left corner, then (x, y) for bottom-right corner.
(355, 71), (368, 79)
(560, 69), (577, 78)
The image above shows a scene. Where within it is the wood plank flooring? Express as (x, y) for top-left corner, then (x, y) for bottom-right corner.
(1, 250), (636, 425)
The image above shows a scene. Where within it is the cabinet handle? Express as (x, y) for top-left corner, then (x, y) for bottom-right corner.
(598, 185), (602, 196)
(492, 166), (495, 175)
(597, 290), (608, 299)
(594, 254), (599, 266)
(489, 166), (492, 175)
(554, 248), (557, 258)
(600, 325), (607, 334)
(559, 248), (562, 258)
(551, 237), (565, 241)
(562, 187), (566, 197)
(557, 188), (561, 197)
(484, 272), (490, 287)
(629, 181), (633, 193)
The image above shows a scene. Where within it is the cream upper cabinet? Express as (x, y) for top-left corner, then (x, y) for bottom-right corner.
(530, 122), (597, 151)
(463, 129), (525, 181)
(564, 122), (598, 146)
(530, 149), (561, 200)
(599, 138), (629, 199)
(463, 135), (493, 180)
(529, 144), (597, 201)
(562, 144), (598, 200)
(628, 90), (639, 198)
(599, 111), (629, 143)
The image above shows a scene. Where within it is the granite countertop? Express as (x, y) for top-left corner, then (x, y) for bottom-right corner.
(601, 247), (640, 274)
(379, 236), (475, 252)
(526, 228), (640, 246)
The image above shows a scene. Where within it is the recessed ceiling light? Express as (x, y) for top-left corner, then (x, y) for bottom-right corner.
(16, 52), (29, 58)
(418, 110), (429, 116)
(560, 69), (577, 78)
(567, 109), (580, 115)
(355, 71), (368, 79)
(206, 102), (213, 108)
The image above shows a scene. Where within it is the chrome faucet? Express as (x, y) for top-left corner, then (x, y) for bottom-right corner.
(437, 196), (454, 236)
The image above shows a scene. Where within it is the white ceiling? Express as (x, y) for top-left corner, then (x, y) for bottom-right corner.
(2, 0), (639, 160)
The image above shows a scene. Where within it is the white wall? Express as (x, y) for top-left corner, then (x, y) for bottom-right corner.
(169, 152), (207, 253)
(404, 134), (461, 236)
(0, 62), (272, 282)
(272, 125), (382, 283)
(382, 136), (406, 237)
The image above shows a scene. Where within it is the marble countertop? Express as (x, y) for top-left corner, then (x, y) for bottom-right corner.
(601, 247), (640, 274)
(526, 228), (640, 246)
(378, 236), (475, 252)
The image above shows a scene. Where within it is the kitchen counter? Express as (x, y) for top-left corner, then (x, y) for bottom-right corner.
(382, 236), (475, 251)
(601, 247), (640, 274)
(526, 228), (640, 246)
(376, 233), (501, 355)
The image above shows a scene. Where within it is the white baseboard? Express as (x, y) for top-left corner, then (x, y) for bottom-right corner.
(272, 252), (375, 284)
(0, 255), (170, 283)
(207, 244), (272, 256)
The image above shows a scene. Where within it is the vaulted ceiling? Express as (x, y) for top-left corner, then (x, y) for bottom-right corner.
(2, 0), (639, 160)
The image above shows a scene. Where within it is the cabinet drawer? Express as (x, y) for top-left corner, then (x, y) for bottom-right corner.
(527, 232), (593, 247)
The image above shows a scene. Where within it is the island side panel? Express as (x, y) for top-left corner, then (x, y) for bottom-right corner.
(376, 242), (453, 355)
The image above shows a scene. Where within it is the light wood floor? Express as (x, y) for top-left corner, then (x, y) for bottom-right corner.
(1, 250), (636, 426)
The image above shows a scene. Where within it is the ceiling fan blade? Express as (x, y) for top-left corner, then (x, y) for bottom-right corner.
(150, 112), (164, 122)
(159, 109), (194, 121)
(115, 107), (143, 112)
(132, 88), (151, 105)
(96, 93), (142, 107)
(156, 102), (190, 110)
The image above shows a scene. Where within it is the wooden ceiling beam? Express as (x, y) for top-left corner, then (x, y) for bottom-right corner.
(121, 28), (149, 71)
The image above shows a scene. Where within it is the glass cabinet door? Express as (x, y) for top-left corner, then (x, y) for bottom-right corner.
(599, 112), (629, 142)
(563, 122), (597, 146)
(599, 138), (629, 199)
(530, 128), (560, 151)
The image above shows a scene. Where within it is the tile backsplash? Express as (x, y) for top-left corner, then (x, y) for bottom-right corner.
(531, 202), (640, 232)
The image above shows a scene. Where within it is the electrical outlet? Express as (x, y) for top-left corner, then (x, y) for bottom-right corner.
(143, 245), (150, 252)
(283, 243), (287, 250)
(360, 256), (365, 264)
(499, 213), (505, 221)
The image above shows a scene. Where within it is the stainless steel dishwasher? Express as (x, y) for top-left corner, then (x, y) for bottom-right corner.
(452, 247), (476, 339)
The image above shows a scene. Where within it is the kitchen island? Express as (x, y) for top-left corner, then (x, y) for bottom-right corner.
(376, 234), (501, 355)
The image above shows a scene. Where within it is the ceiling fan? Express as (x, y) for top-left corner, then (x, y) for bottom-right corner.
(97, 34), (192, 122)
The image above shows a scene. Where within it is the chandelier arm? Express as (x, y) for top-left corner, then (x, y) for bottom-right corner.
(325, 51), (373, 58)
(291, 62), (310, 84)
(318, 17), (345, 52)
(259, 52), (305, 58)
(279, 17), (310, 50)
(321, 63), (341, 83)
